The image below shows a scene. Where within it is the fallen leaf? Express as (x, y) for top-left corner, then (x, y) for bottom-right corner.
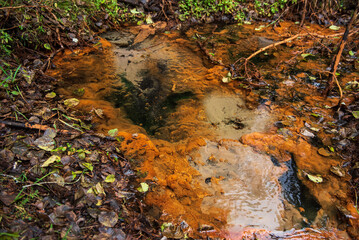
(108, 128), (118, 137)
(301, 129), (315, 137)
(329, 25), (340, 30)
(352, 111), (359, 119)
(94, 108), (104, 118)
(137, 182), (149, 192)
(64, 98), (80, 108)
(82, 162), (93, 172)
(307, 173), (323, 183)
(98, 211), (118, 227)
(42, 155), (61, 167)
(95, 182), (105, 196)
(45, 92), (56, 99)
(330, 166), (345, 177)
(105, 174), (116, 183)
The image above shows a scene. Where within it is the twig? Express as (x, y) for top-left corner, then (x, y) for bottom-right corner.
(324, 6), (358, 97)
(0, 119), (72, 134)
(300, 0), (308, 27)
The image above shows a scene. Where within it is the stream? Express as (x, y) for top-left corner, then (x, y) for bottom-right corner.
(49, 22), (358, 239)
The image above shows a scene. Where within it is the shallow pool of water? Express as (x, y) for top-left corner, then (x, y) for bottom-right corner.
(49, 23), (353, 239)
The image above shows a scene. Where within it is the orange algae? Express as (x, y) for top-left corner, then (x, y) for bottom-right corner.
(48, 22), (359, 238)
(117, 132), (227, 234)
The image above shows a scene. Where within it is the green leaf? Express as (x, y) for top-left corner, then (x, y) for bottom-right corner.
(137, 182), (149, 192)
(301, 53), (314, 59)
(45, 92), (56, 99)
(11, 91), (19, 95)
(44, 43), (51, 50)
(352, 111), (359, 119)
(254, 25), (265, 31)
(130, 8), (140, 14)
(42, 155), (61, 167)
(307, 173), (323, 183)
(161, 222), (172, 232)
(64, 98), (80, 107)
(329, 25), (340, 31)
(311, 113), (321, 117)
(78, 152), (86, 160)
(145, 15), (153, 24)
(105, 174), (116, 183)
(108, 128), (118, 137)
(82, 162), (93, 172)
(349, 51), (355, 56)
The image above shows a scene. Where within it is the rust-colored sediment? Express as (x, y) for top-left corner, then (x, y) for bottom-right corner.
(49, 22), (359, 239)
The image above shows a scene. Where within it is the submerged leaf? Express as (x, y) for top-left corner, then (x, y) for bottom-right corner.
(307, 174), (323, 183)
(318, 148), (331, 157)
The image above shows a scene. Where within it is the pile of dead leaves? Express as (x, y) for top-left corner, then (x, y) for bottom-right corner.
(0, 70), (160, 239)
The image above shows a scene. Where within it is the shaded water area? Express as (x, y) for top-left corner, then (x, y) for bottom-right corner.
(50, 22), (359, 239)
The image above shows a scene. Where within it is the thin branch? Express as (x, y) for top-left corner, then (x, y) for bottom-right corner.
(324, 6), (358, 97)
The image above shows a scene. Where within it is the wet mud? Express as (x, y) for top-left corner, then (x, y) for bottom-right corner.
(49, 22), (358, 239)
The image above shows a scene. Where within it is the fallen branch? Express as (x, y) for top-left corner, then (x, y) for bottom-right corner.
(0, 119), (72, 134)
(324, 7), (358, 97)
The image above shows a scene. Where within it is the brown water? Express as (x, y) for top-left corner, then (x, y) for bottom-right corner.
(49, 22), (359, 239)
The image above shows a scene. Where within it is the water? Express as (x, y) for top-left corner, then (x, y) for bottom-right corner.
(49, 23), (349, 238)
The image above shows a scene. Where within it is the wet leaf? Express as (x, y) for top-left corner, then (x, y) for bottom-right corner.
(82, 162), (93, 172)
(330, 166), (345, 177)
(42, 155), (61, 167)
(108, 128), (118, 137)
(105, 174), (116, 183)
(301, 129), (315, 137)
(137, 182), (149, 192)
(45, 92), (56, 99)
(94, 108), (104, 118)
(352, 111), (359, 119)
(307, 174), (323, 183)
(98, 211), (118, 227)
(73, 88), (85, 97)
(329, 25), (340, 31)
(254, 25), (265, 31)
(64, 98), (80, 108)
